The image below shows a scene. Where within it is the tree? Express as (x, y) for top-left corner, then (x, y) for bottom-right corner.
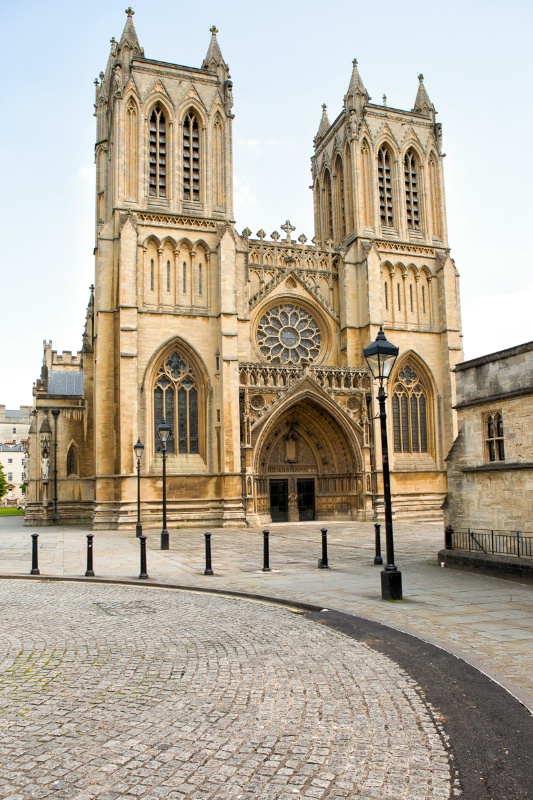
(0, 463), (7, 501)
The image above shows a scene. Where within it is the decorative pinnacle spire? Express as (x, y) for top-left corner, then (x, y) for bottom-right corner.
(345, 58), (369, 109)
(413, 73), (434, 117)
(202, 24), (226, 71)
(315, 104), (330, 143)
(125, 7), (134, 16)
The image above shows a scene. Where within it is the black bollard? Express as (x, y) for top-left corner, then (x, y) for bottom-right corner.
(85, 534), (95, 577)
(139, 535), (149, 579)
(374, 523), (383, 565)
(319, 527), (329, 569)
(30, 533), (40, 575)
(204, 532), (214, 575)
(445, 525), (453, 550)
(262, 529), (271, 572)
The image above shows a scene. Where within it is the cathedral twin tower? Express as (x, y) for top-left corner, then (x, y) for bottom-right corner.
(26, 9), (462, 528)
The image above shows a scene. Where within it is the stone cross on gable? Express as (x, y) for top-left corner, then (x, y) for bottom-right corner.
(281, 220), (296, 243)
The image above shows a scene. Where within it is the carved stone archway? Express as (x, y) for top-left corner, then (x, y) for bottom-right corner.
(252, 396), (363, 522)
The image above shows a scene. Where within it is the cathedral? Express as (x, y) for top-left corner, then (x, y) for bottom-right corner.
(25, 8), (463, 529)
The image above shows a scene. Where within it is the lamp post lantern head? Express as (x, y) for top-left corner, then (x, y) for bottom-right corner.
(363, 326), (399, 383)
(134, 438), (144, 460)
(158, 421), (172, 445)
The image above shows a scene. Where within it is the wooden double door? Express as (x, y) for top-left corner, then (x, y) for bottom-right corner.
(269, 478), (315, 522)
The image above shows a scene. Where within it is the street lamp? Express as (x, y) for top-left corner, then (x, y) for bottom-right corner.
(363, 326), (402, 600)
(158, 421), (172, 550)
(134, 438), (144, 538)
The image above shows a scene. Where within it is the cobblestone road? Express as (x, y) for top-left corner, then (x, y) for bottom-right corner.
(0, 581), (454, 800)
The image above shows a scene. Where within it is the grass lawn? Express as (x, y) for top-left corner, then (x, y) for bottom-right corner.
(0, 508), (25, 516)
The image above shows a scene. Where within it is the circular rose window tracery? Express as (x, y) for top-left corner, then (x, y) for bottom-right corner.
(257, 304), (322, 364)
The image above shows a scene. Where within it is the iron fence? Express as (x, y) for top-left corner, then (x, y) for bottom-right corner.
(445, 526), (533, 558)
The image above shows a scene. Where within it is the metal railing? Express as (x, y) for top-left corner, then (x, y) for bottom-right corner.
(445, 526), (533, 558)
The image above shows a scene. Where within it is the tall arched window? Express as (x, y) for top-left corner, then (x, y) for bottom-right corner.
(392, 365), (429, 453)
(66, 445), (78, 476)
(344, 143), (354, 234)
(428, 154), (442, 239)
(149, 106), (167, 198)
(360, 141), (373, 227)
(125, 99), (138, 198)
(486, 413), (505, 462)
(212, 114), (224, 208)
(404, 149), (420, 230)
(153, 350), (200, 455)
(378, 146), (394, 227)
(333, 154), (346, 241)
(321, 170), (333, 241)
(183, 112), (200, 201)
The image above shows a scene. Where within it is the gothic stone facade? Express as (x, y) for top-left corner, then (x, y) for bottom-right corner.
(25, 10), (463, 528)
(444, 342), (533, 533)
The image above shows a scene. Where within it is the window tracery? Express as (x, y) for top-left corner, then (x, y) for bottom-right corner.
(153, 350), (199, 455)
(149, 106), (167, 198)
(486, 413), (505, 462)
(257, 304), (322, 365)
(404, 150), (420, 230)
(183, 112), (200, 201)
(392, 365), (429, 453)
(378, 146), (394, 227)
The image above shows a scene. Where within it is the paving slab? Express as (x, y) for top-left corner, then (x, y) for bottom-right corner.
(3, 517), (533, 710)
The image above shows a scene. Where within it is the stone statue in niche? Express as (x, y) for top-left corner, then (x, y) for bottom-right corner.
(284, 428), (299, 463)
(22, 454), (29, 483)
(41, 456), (50, 481)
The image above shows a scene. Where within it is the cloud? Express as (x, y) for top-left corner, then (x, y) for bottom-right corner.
(463, 285), (533, 359)
(237, 137), (291, 155)
(234, 176), (257, 214)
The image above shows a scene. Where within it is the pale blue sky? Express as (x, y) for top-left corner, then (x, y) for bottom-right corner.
(1, 0), (532, 408)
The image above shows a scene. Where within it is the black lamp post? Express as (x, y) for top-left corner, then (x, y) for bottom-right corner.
(134, 438), (144, 538)
(158, 421), (171, 550)
(51, 409), (60, 524)
(363, 326), (402, 601)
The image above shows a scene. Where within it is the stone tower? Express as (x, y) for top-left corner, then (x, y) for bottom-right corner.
(25, 10), (462, 527)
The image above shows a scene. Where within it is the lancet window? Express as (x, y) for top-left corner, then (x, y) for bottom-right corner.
(149, 106), (167, 198)
(183, 113), (200, 201)
(404, 150), (420, 230)
(66, 445), (77, 476)
(153, 351), (199, 455)
(392, 365), (429, 454)
(486, 413), (505, 462)
(378, 146), (394, 227)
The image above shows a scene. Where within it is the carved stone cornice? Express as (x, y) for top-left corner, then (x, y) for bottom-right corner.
(135, 211), (219, 230)
(375, 240), (435, 257)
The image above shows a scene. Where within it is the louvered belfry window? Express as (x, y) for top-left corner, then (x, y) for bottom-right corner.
(149, 107), (166, 197)
(183, 113), (200, 201)
(378, 147), (394, 226)
(404, 150), (420, 230)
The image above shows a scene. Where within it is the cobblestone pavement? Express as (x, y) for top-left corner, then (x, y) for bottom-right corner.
(2, 517), (533, 710)
(0, 581), (455, 800)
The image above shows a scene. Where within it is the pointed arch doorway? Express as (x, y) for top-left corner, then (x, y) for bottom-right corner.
(253, 397), (363, 523)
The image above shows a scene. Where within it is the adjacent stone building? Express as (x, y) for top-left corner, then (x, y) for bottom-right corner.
(25, 9), (463, 528)
(0, 404), (31, 506)
(444, 342), (533, 533)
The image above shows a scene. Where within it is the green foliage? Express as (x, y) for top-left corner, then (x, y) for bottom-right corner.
(0, 508), (24, 516)
(0, 462), (7, 500)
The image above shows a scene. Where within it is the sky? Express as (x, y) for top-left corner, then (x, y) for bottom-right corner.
(1, 0), (532, 409)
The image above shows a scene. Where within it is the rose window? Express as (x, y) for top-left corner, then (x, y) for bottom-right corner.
(257, 304), (322, 364)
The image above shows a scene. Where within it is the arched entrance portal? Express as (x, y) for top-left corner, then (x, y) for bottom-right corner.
(253, 398), (363, 522)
